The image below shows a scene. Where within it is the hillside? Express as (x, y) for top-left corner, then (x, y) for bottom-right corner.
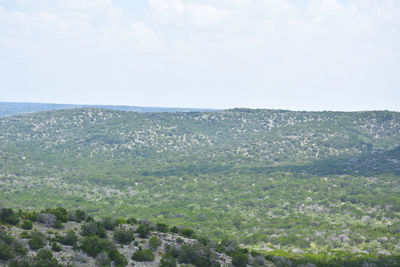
(0, 108), (400, 257)
(0, 102), (214, 118)
(1, 207), (399, 267)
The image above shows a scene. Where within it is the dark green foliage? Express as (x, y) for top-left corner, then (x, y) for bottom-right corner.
(32, 249), (60, 267)
(0, 208), (19, 225)
(149, 236), (162, 251)
(102, 217), (117, 230)
(131, 248), (155, 262)
(80, 235), (127, 265)
(180, 228), (196, 239)
(165, 245), (180, 258)
(81, 222), (107, 238)
(60, 230), (77, 246)
(177, 243), (219, 267)
(113, 227), (135, 245)
(21, 220), (33, 230)
(28, 231), (46, 250)
(232, 252), (248, 267)
(44, 207), (68, 223)
(136, 224), (151, 238)
(80, 236), (113, 257)
(9, 258), (31, 267)
(156, 222), (168, 232)
(170, 226), (179, 234)
(51, 242), (62, 252)
(0, 229), (26, 260)
(74, 209), (86, 222)
(0, 242), (14, 260)
(127, 217), (137, 224)
(160, 253), (177, 267)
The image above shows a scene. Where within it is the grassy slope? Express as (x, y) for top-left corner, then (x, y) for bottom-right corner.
(0, 108), (399, 255)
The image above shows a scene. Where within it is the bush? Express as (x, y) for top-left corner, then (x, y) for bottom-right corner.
(0, 208), (19, 225)
(61, 230), (78, 246)
(136, 224), (151, 238)
(131, 248), (155, 262)
(149, 236), (162, 251)
(165, 245), (180, 258)
(102, 217), (117, 230)
(156, 223), (168, 232)
(28, 231), (47, 250)
(0, 243), (14, 260)
(180, 228), (196, 239)
(9, 258), (31, 267)
(114, 227), (135, 245)
(81, 236), (127, 266)
(32, 249), (60, 267)
(51, 242), (62, 252)
(44, 207), (69, 223)
(177, 243), (218, 267)
(232, 252), (248, 267)
(75, 209), (86, 223)
(81, 222), (107, 238)
(21, 220), (33, 230)
(160, 253), (177, 267)
(170, 226), (179, 233)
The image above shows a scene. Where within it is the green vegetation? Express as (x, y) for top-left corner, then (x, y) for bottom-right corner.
(113, 227), (135, 244)
(1, 108), (400, 263)
(131, 248), (155, 261)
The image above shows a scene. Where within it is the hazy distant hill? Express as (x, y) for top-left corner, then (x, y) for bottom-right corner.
(0, 102), (214, 117)
(1, 108), (399, 257)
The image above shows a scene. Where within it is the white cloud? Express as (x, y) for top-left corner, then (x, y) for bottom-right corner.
(103, 22), (164, 50)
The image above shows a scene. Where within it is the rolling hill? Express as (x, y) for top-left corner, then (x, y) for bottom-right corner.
(1, 108), (399, 258)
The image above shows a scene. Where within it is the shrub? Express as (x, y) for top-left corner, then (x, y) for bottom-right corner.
(232, 252), (248, 267)
(149, 236), (162, 251)
(156, 223), (168, 232)
(131, 248), (155, 262)
(44, 207), (69, 223)
(102, 217), (117, 230)
(177, 243), (218, 267)
(160, 253), (177, 267)
(81, 236), (127, 266)
(81, 222), (107, 238)
(180, 228), (196, 239)
(114, 227), (135, 245)
(61, 230), (78, 246)
(75, 209), (86, 223)
(170, 226), (179, 233)
(51, 242), (62, 252)
(127, 217), (137, 224)
(0, 208), (19, 225)
(21, 220), (33, 230)
(136, 224), (151, 238)
(9, 258), (31, 267)
(32, 249), (60, 267)
(28, 231), (47, 250)
(0, 243), (14, 260)
(165, 245), (180, 258)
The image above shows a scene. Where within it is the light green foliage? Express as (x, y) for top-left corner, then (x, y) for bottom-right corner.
(0, 108), (399, 255)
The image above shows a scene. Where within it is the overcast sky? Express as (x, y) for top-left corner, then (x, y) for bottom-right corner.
(1, 0), (399, 111)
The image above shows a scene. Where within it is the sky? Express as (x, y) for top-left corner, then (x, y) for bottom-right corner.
(0, 0), (399, 111)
